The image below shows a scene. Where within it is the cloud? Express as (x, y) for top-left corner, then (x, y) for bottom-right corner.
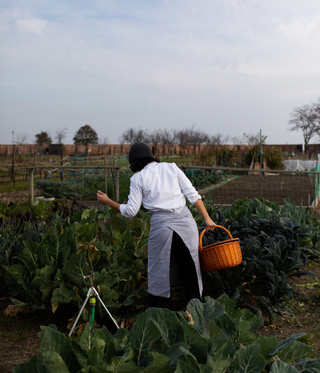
(0, 7), (48, 34)
(1, 1), (320, 145)
(15, 17), (47, 34)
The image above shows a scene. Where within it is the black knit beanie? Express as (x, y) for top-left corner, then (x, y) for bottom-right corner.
(128, 142), (153, 163)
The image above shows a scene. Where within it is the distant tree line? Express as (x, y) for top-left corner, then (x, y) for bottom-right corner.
(13, 123), (269, 155)
(118, 125), (231, 155)
(14, 124), (232, 154)
(13, 125), (99, 149)
(14, 128), (69, 146)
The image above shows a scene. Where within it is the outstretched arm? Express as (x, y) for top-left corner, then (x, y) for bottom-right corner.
(97, 190), (121, 212)
(193, 199), (216, 231)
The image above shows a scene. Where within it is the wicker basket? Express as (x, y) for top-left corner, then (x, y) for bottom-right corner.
(199, 225), (242, 272)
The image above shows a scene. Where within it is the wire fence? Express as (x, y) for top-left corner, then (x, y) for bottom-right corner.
(2, 152), (320, 209)
(0, 152), (130, 194)
(183, 166), (320, 208)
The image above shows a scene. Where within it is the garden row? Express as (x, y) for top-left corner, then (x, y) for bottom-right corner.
(1, 197), (320, 371)
(36, 167), (225, 200)
(13, 297), (320, 373)
(1, 198), (320, 320)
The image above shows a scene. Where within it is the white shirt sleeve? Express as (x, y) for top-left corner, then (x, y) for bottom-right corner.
(175, 165), (201, 205)
(119, 178), (143, 217)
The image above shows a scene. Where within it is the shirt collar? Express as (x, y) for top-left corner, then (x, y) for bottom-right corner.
(144, 161), (157, 169)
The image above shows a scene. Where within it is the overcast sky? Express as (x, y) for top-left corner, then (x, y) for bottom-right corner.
(1, 0), (320, 146)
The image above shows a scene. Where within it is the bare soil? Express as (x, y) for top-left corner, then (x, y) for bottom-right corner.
(0, 190), (29, 205)
(203, 175), (314, 206)
(258, 260), (320, 358)
(0, 271), (80, 372)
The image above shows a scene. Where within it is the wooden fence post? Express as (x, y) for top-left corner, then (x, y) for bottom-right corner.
(11, 144), (15, 188)
(116, 168), (120, 201)
(104, 154), (108, 195)
(29, 168), (34, 207)
(60, 145), (64, 181)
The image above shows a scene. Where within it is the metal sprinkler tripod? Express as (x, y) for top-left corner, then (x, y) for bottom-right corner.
(68, 270), (120, 337)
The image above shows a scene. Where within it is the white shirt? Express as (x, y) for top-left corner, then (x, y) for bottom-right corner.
(119, 162), (201, 217)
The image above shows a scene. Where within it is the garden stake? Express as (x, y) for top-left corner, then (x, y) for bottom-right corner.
(68, 271), (119, 337)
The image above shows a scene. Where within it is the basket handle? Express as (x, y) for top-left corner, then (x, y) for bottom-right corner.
(199, 225), (233, 251)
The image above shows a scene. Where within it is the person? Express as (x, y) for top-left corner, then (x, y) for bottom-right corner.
(97, 142), (216, 308)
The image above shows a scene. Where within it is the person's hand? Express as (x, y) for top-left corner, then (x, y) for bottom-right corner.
(97, 190), (111, 205)
(204, 217), (216, 232)
(193, 200), (216, 232)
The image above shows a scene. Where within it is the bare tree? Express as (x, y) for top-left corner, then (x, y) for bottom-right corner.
(174, 128), (190, 155)
(99, 136), (109, 144)
(119, 127), (149, 144)
(187, 125), (207, 154)
(118, 133), (125, 145)
(147, 129), (163, 156)
(232, 135), (246, 145)
(289, 105), (317, 154)
(118, 134), (126, 153)
(118, 134), (125, 145)
(99, 136), (109, 154)
(55, 127), (68, 144)
(205, 133), (228, 147)
(15, 132), (29, 145)
(161, 129), (175, 154)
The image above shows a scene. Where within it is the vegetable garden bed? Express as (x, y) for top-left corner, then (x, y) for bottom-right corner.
(1, 197), (320, 372)
(1, 262), (320, 372)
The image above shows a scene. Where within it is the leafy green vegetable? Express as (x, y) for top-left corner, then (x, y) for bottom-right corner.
(3, 196), (320, 327)
(5, 210), (150, 319)
(13, 296), (319, 373)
